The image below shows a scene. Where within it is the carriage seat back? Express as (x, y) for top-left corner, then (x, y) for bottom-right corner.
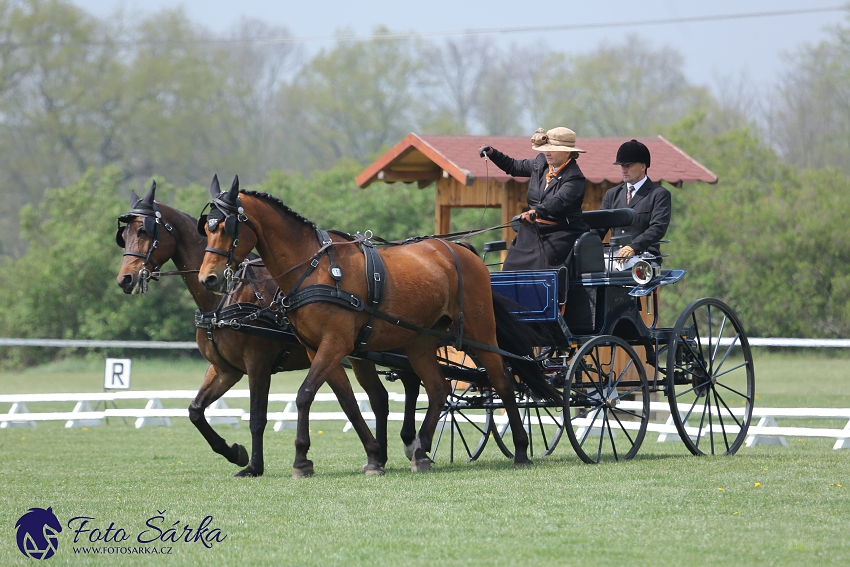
(571, 232), (605, 279)
(581, 208), (637, 230)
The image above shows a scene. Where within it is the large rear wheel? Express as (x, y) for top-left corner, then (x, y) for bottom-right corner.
(565, 335), (649, 464)
(666, 298), (755, 456)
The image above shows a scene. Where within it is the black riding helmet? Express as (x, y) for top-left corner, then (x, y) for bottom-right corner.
(613, 139), (650, 168)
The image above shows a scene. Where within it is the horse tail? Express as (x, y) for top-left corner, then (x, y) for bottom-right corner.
(491, 293), (563, 405)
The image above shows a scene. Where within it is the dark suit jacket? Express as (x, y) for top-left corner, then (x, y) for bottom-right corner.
(596, 178), (671, 262)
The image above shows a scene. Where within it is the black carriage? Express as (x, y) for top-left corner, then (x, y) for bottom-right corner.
(422, 208), (755, 464)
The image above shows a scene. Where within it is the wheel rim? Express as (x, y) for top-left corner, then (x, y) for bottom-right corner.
(565, 336), (649, 464)
(666, 298), (755, 456)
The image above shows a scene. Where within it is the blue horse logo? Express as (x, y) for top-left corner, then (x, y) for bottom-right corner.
(15, 507), (62, 560)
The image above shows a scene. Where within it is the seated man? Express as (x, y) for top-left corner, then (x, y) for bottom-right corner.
(596, 139), (671, 265)
(480, 126), (589, 270)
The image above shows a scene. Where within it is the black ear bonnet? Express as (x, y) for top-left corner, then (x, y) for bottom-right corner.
(196, 192), (241, 238)
(116, 198), (162, 248)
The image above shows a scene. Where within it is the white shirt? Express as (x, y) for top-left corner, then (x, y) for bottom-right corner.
(628, 176), (648, 196)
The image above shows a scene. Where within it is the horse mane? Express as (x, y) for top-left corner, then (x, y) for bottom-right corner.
(240, 190), (317, 230)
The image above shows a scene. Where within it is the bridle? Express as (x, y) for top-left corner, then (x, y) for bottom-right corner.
(197, 193), (258, 293)
(116, 201), (178, 293)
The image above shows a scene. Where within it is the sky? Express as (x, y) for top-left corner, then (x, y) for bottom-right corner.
(68, 0), (845, 93)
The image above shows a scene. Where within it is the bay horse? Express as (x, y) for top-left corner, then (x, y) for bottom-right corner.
(116, 180), (416, 477)
(197, 177), (561, 477)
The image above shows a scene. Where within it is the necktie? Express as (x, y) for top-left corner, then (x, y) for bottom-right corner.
(627, 184), (635, 204)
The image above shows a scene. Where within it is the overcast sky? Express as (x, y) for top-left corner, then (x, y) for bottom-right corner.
(69, 0), (844, 92)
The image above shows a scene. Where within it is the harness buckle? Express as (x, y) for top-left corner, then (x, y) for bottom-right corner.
(229, 319), (242, 330)
(310, 258), (319, 268)
(373, 273), (381, 282)
(349, 296), (362, 309)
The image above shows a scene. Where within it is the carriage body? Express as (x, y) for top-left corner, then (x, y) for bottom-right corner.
(428, 209), (755, 464)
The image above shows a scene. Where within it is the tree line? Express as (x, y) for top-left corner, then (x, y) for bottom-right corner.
(0, 0), (848, 365)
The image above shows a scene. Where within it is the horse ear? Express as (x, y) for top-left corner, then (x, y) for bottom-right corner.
(141, 181), (156, 206)
(227, 175), (239, 203)
(197, 215), (208, 236)
(209, 174), (220, 198)
(129, 190), (140, 206)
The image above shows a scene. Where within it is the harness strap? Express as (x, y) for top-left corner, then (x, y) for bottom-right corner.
(277, 285), (530, 362)
(352, 239), (386, 352)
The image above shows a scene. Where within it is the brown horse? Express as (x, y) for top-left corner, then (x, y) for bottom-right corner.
(116, 180), (412, 477)
(197, 177), (561, 477)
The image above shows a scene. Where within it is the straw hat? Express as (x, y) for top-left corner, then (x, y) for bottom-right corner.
(531, 127), (585, 153)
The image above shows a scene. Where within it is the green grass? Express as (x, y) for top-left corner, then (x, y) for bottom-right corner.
(1, 352), (849, 566)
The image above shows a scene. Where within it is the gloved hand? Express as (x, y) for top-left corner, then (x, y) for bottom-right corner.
(519, 209), (537, 225)
(615, 245), (635, 263)
(479, 145), (493, 158)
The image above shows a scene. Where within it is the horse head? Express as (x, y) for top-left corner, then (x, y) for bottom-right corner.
(197, 175), (258, 294)
(115, 180), (179, 294)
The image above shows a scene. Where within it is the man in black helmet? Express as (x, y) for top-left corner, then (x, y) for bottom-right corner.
(596, 139), (671, 265)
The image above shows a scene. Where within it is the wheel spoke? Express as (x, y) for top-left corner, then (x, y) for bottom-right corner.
(712, 386), (731, 453)
(605, 412), (619, 462)
(713, 333), (739, 376)
(714, 360), (748, 380)
(609, 409), (636, 446)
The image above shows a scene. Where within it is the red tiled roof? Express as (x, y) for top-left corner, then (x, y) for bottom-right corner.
(356, 133), (718, 187)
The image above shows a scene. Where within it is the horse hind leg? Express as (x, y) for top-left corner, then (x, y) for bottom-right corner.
(474, 349), (531, 466)
(396, 371), (421, 460)
(349, 359), (389, 468)
(188, 364), (249, 468)
(405, 342), (451, 472)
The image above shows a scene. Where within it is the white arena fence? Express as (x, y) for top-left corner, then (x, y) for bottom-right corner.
(1, 390), (850, 450)
(1, 337), (849, 449)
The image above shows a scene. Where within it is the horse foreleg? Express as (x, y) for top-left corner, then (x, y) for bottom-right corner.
(327, 363), (384, 475)
(349, 359), (389, 468)
(234, 358), (273, 478)
(188, 364), (248, 468)
(405, 342), (451, 472)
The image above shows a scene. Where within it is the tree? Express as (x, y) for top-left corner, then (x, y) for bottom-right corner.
(771, 11), (850, 174)
(663, 115), (850, 338)
(532, 35), (712, 137)
(0, 169), (197, 367)
(277, 29), (427, 171)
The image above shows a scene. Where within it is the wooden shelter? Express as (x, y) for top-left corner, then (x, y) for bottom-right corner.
(356, 134), (718, 244)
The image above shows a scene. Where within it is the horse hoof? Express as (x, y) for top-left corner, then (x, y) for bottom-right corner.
(513, 459), (533, 468)
(292, 464), (314, 479)
(230, 444), (249, 467)
(362, 463), (385, 476)
(411, 458), (433, 473)
(234, 465), (263, 478)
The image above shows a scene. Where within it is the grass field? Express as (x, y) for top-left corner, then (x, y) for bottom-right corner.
(1, 351), (849, 566)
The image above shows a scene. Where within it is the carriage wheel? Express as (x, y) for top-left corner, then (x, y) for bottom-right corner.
(666, 298), (754, 456)
(564, 335), (649, 464)
(488, 389), (566, 459)
(429, 380), (495, 463)
(429, 346), (495, 463)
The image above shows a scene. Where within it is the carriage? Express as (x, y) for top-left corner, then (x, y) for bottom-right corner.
(417, 207), (755, 464)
